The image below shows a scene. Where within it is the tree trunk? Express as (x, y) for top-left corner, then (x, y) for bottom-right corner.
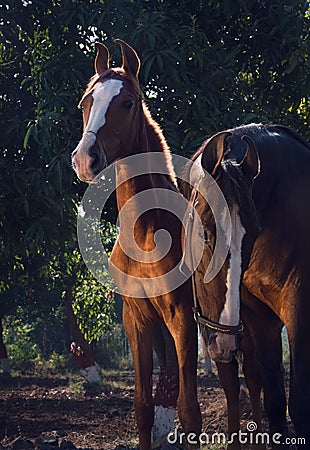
(64, 286), (100, 383)
(0, 317), (11, 376)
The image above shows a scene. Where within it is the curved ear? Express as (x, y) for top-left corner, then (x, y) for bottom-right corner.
(94, 42), (110, 75)
(115, 38), (140, 78)
(240, 135), (260, 182)
(201, 131), (232, 175)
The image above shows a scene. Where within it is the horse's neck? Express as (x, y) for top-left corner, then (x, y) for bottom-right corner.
(115, 159), (177, 219)
(115, 161), (180, 261)
(115, 108), (178, 227)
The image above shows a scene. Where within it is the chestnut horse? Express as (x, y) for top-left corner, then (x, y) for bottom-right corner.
(71, 40), (201, 450)
(183, 124), (310, 449)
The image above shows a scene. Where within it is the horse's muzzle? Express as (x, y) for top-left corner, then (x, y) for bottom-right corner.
(71, 149), (95, 183)
(207, 332), (239, 363)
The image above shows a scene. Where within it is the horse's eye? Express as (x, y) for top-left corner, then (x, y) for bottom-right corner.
(124, 100), (134, 110)
(198, 229), (213, 246)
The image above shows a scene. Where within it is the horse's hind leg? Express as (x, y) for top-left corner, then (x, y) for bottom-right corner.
(286, 306), (310, 449)
(288, 336), (310, 449)
(123, 302), (154, 450)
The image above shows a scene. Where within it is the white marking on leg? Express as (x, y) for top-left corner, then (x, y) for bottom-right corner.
(153, 405), (176, 441)
(220, 206), (245, 326)
(80, 364), (100, 383)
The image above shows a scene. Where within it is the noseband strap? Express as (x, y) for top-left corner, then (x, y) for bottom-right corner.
(186, 185), (244, 337)
(193, 306), (244, 335)
(85, 130), (97, 137)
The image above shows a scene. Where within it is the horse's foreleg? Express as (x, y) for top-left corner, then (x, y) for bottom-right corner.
(152, 324), (178, 443)
(242, 290), (288, 447)
(241, 329), (262, 427)
(164, 308), (202, 450)
(123, 303), (154, 450)
(216, 358), (241, 450)
(241, 328), (265, 450)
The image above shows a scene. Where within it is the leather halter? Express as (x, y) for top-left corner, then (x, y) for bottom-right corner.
(185, 184), (244, 337)
(85, 130), (97, 137)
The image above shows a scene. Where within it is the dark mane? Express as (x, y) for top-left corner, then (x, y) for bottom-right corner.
(225, 123), (310, 161)
(181, 122), (310, 199)
(180, 145), (258, 230)
(267, 124), (310, 149)
(220, 159), (259, 226)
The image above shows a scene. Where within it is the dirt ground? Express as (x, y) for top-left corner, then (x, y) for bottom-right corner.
(0, 368), (278, 450)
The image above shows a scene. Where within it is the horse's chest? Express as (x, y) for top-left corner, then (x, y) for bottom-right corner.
(109, 237), (180, 298)
(110, 235), (175, 273)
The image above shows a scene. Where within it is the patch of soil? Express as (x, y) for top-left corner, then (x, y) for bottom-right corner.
(0, 369), (281, 449)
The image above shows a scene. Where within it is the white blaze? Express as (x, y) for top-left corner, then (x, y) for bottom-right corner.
(75, 79), (123, 154)
(220, 206), (245, 326)
(85, 79), (123, 134)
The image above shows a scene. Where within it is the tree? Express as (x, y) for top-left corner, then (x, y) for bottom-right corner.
(0, 0), (118, 356)
(0, 0), (309, 365)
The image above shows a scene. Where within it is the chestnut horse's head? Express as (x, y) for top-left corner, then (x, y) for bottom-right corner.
(72, 39), (142, 183)
(183, 131), (261, 363)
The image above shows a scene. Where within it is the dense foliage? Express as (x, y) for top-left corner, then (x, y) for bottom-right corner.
(0, 0), (309, 363)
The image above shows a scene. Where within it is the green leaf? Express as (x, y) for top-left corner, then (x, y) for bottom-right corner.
(23, 123), (34, 149)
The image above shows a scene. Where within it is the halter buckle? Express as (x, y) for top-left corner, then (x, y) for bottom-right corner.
(192, 306), (201, 323)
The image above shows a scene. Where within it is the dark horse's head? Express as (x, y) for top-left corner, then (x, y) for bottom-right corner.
(182, 131), (261, 363)
(71, 40), (142, 183)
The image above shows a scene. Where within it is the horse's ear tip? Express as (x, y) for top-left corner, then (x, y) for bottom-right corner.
(95, 42), (106, 50)
(241, 134), (253, 144)
(223, 130), (233, 139)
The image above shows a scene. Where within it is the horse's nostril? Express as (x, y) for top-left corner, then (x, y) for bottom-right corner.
(91, 157), (100, 174)
(71, 151), (78, 170)
(89, 144), (98, 158)
(89, 143), (103, 174)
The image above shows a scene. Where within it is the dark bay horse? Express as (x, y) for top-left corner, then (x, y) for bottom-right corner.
(71, 40), (201, 450)
(181, 132), (269, 449)
(183, 124), (310, 449)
